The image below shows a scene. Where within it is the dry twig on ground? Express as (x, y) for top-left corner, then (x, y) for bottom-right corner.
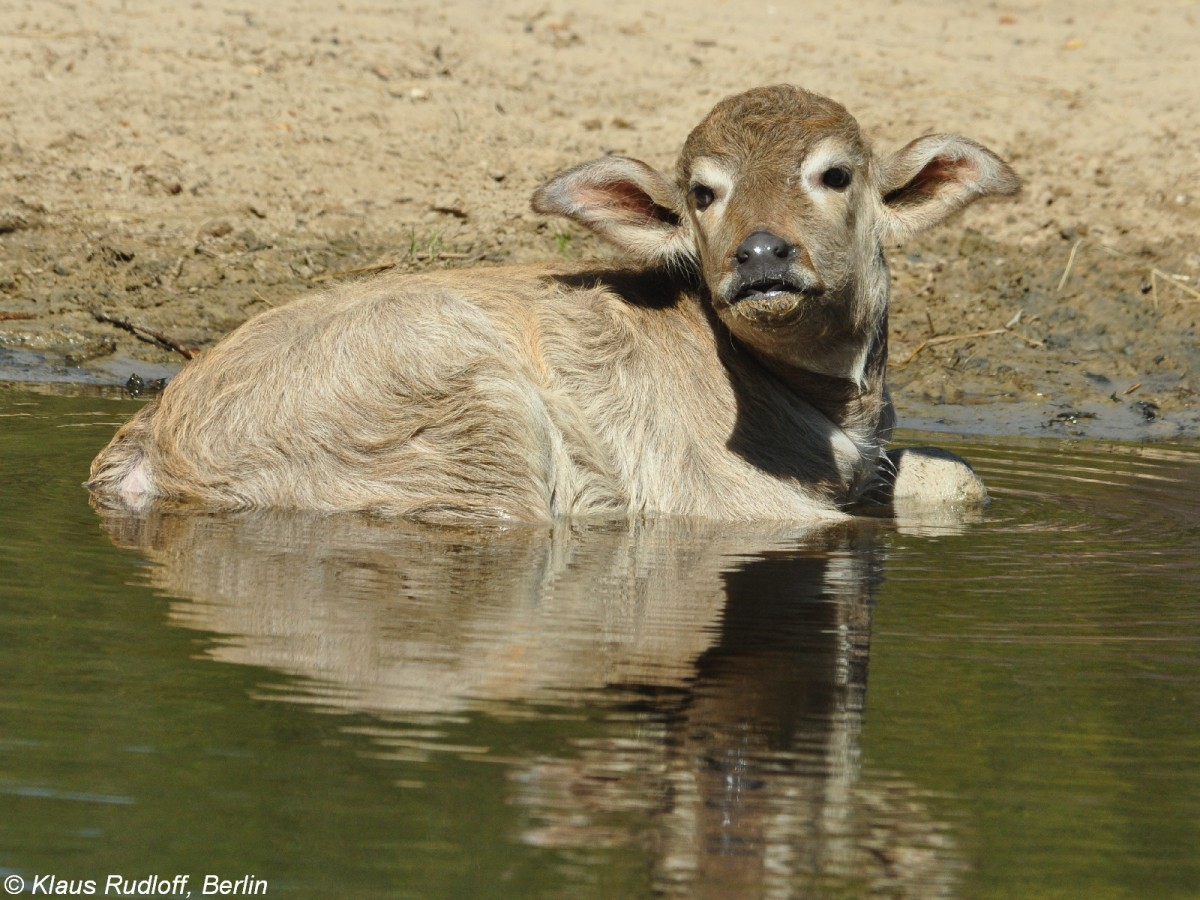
(91, 311), (196, 360)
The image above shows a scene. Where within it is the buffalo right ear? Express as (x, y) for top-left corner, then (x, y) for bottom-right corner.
(875, 135), (1020, 242)
(532, 156), (694, 265)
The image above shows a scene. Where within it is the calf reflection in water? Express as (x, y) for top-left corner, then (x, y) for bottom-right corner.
(97, 503), (961, 895)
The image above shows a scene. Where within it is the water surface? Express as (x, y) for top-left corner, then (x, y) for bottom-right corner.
(2, 389), (1197, 897)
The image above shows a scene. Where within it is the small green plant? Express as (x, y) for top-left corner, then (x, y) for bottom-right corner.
(406, 227), (446, 263)
(553, 227), (573, 258)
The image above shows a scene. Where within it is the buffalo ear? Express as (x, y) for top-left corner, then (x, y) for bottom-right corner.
(876, 135), (1019, 241)
(532, 156), (694, 265)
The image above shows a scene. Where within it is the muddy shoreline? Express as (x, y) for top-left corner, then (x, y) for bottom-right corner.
(2, 0), (1196, 441)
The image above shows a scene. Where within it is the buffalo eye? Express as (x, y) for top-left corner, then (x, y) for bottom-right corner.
(690, 184), (715, 211)
(821, 167), (852, 190)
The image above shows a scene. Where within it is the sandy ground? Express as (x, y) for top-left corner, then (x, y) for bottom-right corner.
(1, 0), (1197, 439)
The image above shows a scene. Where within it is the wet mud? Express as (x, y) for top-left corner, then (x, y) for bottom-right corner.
(1, 0), (1196, 440)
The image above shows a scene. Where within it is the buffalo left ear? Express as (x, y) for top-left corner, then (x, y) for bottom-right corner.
(531, 156), (694, 265)
(876, 135), (1019, 241)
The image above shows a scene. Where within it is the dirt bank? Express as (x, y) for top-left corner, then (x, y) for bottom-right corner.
(2, 0), (1197, 439)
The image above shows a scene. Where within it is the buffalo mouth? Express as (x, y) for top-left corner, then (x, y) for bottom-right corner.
(727, 276), (819, 325)
(734, 278), (793, 302)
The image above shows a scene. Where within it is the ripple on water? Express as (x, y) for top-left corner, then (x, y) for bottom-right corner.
(4, 394), (1200, 898)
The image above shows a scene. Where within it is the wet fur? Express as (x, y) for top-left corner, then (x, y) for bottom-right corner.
(91, 266), (862, 522)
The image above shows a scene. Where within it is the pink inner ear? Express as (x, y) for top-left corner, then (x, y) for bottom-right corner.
(580, 182), (681, 226)
(884, 156), (977, 208)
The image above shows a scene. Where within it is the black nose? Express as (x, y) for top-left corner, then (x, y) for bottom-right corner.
(735, 230), (794, 266)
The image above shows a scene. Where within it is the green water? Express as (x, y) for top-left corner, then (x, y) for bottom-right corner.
(2, 389), (1198, 898)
